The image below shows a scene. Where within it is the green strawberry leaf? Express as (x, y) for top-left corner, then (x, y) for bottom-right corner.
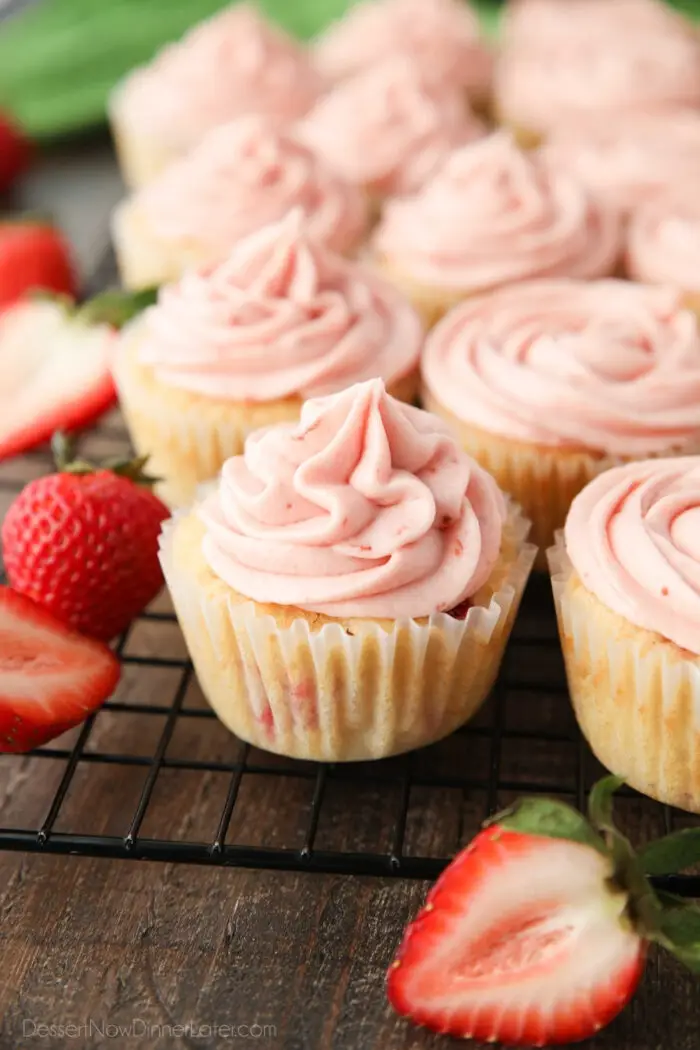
(639, 829), (700, 877)
(77, 287), (158, 330)
(490, 797), (608, 855)
(653, 898), (700, 973)
(588, 775), (626, 832)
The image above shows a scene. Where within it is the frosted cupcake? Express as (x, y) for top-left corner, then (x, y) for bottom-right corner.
(297, 57), (485, 210)
(114, 213), (424, 507)
(627, 192), (700, 318)
(495, 0), (700, 146)
(312, 0), (493, 111)
(160, 379), (536, 761)
(422, 279), (700, 563)
(112, 115), (368, 291)
(542, 112), (700, 217)
(550, 457), (700, 813)
(502, 0), (694, 51)
(370, 134), (621, 327)
(109, 4), (322, 189)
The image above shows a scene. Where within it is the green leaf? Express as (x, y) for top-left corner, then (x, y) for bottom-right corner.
(77, 287), (158, 329)
(639, 829), (700, 877)
(588, 775), (626, 832)
(654, 899), (700, 973)
(491, 797), (607, 855)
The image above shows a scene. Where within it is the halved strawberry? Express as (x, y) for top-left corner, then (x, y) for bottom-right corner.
(0, 288), (156, 460)
(388, 779), (700, 1046)
(0, 586), (120, 752)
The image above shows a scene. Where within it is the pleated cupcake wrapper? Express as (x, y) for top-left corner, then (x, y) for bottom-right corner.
(108, 99), (180, 190)
(111, 199), (210, 291)
(548, 534), (700, 814)
(159, 505), (536, 762)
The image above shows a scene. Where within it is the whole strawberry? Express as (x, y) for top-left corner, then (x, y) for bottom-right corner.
(0, 218), (76, 310)
(2, 434), (170, 641)
(0, 111), (31, 194)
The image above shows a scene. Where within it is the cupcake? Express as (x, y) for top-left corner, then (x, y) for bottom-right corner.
(627, 192), (700, 318)
(297, 56), (485, 210)
(114, 212), (424, 507)
(109, 4), (322, 189)
(312, 0), (493, 111)
(495, 0), (700, 146)
(112, 115), (369, 291)
(159, 378), (536, 761)
(550, 457), (700, 813)
(370, 134), (621, 328)
(542, 112), (700, 218)
(421, 279), (700, 564)
(502, 0), (694, 52)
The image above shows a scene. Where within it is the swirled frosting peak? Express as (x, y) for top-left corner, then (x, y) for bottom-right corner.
(565, 457), (700, 654)
(312, 0), (492, 99)
(134, 115), (368, 260)
(137, 211), (422, 401)
(298, 56), (485, 197)
(199, 379), (507, 618)
(422, 280), (700, 455)
(627, 191), (700, 292)
(372, 133), (620, 291)
(117, 4), (322, 150)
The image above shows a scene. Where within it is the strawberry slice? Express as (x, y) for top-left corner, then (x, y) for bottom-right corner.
(0, 289), (155, 460)
(388, 779), (700, 1046)
(0, 586), (120, 752)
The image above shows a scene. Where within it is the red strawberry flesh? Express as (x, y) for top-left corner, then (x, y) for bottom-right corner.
(0, 586), (120, 752)
(388, 827), (644, 1046)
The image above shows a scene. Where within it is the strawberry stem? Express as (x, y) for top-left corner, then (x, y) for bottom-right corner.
(51, 431), (161, 486)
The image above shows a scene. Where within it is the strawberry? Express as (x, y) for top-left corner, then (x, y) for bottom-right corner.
(0, 586), (120, 752)
(0, 288), (156, 460)
(388, 777), (700, 1046)
(0, 220), (76, 309)
(0, 112), (31, 194)
(2, 435), (170, 642)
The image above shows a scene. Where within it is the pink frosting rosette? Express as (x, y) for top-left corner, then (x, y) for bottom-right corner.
(372, 134), (620, 291)
(565, 457), (700, 654)
(133, 115), (368, 260)
(198, 378), (507, 619)
(114, 4), (322, 152)
(312, 0), (492, 100)
(502, 0), (694, 49)
(137, 212), (423, 401)
(627, 192), (700, 293)
(298, 56), (485, 198)
(542, 112), (700, 216)
(422, 279), (700, 455)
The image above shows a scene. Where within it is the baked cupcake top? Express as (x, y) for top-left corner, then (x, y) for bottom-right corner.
(135, 212), (422, 401)
(627, 192), (700, 293)
(372, 134), (620, 292)
(542, 112), (700, 216)
(198, 378), (507, 619)
(422, 279), (700, 455)
(312, 0), (492, 100)
(131, 116), (368, 260)
(565, 457), (700, 654)
(496, 18), (700, 135)
(297, 56), (485, 198)
(113, 4), (322, 151)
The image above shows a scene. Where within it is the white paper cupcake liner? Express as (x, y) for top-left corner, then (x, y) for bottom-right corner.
(160, 504), (536, 761)
(548, 534), (700, 813)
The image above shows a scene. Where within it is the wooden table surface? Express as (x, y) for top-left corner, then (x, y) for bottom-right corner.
(0, 142), (698, 1050)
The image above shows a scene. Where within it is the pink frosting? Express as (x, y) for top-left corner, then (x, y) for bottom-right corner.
(372, 134), (621, 291)
(136, 212), (422, 401)
(542, 112), (700, 215)
(627, 192), (700, 293)
(503, 0), (693, 50)
(116, 5), (322, 150)
(565, 457), (700, 654)
(134, 115), (368, 260)
(423, 280), (700, 455)
(198, 379), (507, 618)
(312, 0), (492, 99)
(496, 6), (700, 134)
(297, 56), (485, 197)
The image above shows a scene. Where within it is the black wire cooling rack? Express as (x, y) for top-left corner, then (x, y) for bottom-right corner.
(0, 246), (698, 895)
